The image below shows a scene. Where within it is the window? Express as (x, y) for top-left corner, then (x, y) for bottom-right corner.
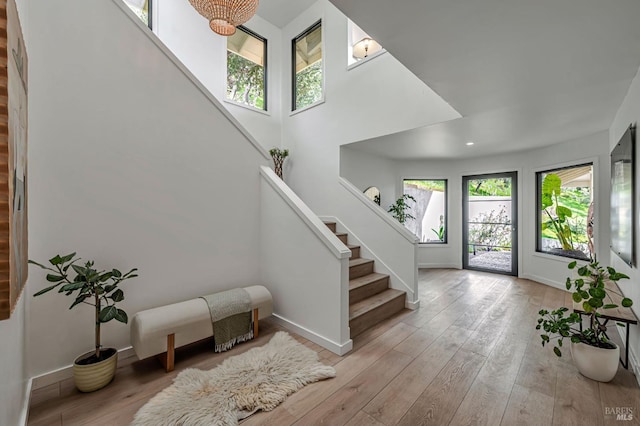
(347, 20), (383, 67)
(226, 26), (267, 111)
(123, 0), (152, 29)
(292, 20), (323, 111)
(536, 163), (594, 261)
(403, 179), (447, 243)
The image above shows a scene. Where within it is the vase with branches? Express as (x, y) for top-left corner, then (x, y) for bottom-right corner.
(388, 194), (416, 225)
(269, 148), (289, 179)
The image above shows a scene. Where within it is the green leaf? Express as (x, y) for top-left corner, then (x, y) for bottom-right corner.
(579, 290), (589, 299)
(571, 335), (582, 343)
(98, 272), (113, 282)
(110, 289), (124, 302)
(49, 255), (63, 265)
(589, 288), (606, 299)
(46, 274), (64, 282)
(621, 298), (633, 308)
(60, 253), (76, 263)
(582, 302), (593, 313)
(112, 269), (122, 278)
(28, 260), (50, 269)
(565, 278), (572, 290)
(572, 292), (582, 303)
(556, 206), (572, 221)
(71, 264), (87, 276)
(114, 309), (128, 324)
(69, 294), (89, 309)
(588, 298), (603, 308)
(603, 304), (618, 309)
(568, 261), (577, 269)
(553, 347), (562, 357)
(33, 284), (60, 297)
(99, 306), (117, 322)
(60, 282), (85, 292)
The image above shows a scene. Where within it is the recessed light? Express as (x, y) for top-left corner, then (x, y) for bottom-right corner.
(466, 142), (475, 146)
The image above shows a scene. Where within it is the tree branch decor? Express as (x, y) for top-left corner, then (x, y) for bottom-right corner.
(269, 148), (289, 179)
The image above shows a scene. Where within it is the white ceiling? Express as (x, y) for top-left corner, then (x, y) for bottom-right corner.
(256, 0), (318, 28)
(327, 0), (640, 159)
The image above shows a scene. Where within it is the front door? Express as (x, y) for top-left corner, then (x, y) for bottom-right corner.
(463, 172), (518, 276)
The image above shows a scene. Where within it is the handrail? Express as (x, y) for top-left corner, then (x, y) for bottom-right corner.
(339, 177), (419, 244)
(110, 0), (270, 160)
(261, 167), (351, 259)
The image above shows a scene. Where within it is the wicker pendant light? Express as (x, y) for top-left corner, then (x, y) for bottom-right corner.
(188, 0), (260, 36)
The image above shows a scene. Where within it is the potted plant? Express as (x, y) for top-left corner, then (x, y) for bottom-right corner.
(388, 194), (416, 225)
(29, 253), (138, 392)
(536, 259), (632, 382)
(269, 148), (289, 179)
(540, 173), (590, 260)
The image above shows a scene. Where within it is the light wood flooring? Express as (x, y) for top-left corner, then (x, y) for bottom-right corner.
(28, 269), (640, 425)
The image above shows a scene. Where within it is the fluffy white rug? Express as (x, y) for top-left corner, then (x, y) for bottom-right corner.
(132, 331), (336, 426)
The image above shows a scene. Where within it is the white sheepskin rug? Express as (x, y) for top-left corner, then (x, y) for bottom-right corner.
(132, 331), (336, 426)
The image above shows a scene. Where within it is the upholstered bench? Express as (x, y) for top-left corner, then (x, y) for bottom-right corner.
(131, 285), (273, 372)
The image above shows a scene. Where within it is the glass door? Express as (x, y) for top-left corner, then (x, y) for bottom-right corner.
(463, 172), (518, 275)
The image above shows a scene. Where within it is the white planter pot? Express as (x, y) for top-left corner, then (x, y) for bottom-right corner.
(73, 348), (118, 392)
(570, 341), (619, 382)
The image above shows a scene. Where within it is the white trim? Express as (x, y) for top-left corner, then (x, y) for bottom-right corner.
(418, 263), (461, 269)
(406, 299), (420, 310)
(31, 347), (136, 390)
(223, 98), (270, 116)
(419, 243), (449, 247)
(18, 378), (32, 426)
(270, 314), (352, 355)
(531, 251), (588, 264)
(110, 0), (270, 160)
(347, 49), (387, 71)
(320, 215), (417, 302)
(261, 167), (351, 259)
(339, 178), (419, 244)
(289, 98), (325, 116)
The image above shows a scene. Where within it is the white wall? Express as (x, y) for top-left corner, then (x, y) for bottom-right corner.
(609, 65), (640, 376)
(340, 146), (396, 208)
(0, 0), (30, 423)
(155, 0), (282, 150)
(26, 0), (268, 377)
(259, 167), (351, 354)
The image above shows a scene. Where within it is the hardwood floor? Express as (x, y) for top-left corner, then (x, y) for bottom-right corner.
(28, 269), (640, 425)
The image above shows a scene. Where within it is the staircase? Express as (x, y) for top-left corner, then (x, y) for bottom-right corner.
(324, 222), (406, 337)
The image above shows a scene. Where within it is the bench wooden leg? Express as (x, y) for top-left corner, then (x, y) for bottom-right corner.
(157, 333), (175, 373)
(253, 308), (259, 338)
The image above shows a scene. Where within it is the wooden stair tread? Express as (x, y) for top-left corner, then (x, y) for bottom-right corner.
(349, 288), (405, 320)
(349, 257), (373, 267)
(349, 272), (388, 290)
(346, 244), (360, 250)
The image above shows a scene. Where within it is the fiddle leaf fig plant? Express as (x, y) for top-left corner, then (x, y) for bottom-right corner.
(30, 253), (138, 361)
(536, 259), (631, 357)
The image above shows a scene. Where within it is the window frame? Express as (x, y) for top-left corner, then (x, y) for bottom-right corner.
(402, 178), (449, 245)
(225, 25), (268, 112)
(291, 19), (324, 112)
(535, 161), (594, 261)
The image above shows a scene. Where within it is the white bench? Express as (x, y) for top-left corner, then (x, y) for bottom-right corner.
(131, 285), (273, 371)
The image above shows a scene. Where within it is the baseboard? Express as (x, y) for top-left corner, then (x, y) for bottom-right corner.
(520, 273), (564, 290)
(406, 299), (420, 310)
(418, 263), (461, 269)
(19, 377), (32, 426)
(271, 314), (353, 356)
(31, 346), (136, 391)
